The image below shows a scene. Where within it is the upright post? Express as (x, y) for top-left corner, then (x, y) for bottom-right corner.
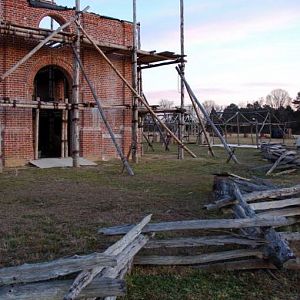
(176, 66), (239, 163)
(34, 108), (40, 159)
(77, 22), (197, 158)
(190, 97), (215, 156)
(224, 125), (228, 142)
(250, 124), (254, 145)
(137, 22), (142, 94)
(255, 118), (259, 148)
(0, 122), (3, 173)
(62, 100), (69, 158)
(178, 0), (185, 159)
(269, 111), (272, 142)
(132, 0), (139, 163)
(237, 112), (240, 146)
(71, 46), (135, 176)
(72, 0), (81, 167)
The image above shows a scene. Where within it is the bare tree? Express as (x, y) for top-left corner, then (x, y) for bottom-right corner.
(159, 99), (174, 109)
(257, 97), (265, 107)
(203, 100), (222, 114)
(266, 89), (291, 109)
(293, 92), (300, 110)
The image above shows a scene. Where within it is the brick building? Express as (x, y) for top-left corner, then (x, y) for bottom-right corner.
(0, 0), (179, 167)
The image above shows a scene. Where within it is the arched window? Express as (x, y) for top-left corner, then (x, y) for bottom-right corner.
(39, 15), (66, 48)
(39, 16), (61, 30)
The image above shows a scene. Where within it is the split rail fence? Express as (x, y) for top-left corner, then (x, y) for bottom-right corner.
(1, 176), (299, 299)
(259, 143), (300, 176)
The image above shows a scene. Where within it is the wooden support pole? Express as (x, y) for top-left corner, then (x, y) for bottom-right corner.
(76, 22), (197, 158)
(71, 0), (81, 168)
(71, 46), (135, 176)
(0, 122), (3, 172)
(255, 119), (259, 148)
(190, 94), (215, 157)
(237, 112), (240, 146)
(0, 6), (89, 82)
(269, 111), (272, 141)
(132, 0), (139, 163)
(175, 66), (239, 163)
(34, 109), (40, 160)
(61, 107), (68, 158)
(178, 0), (185, 160)
(143, 93), (169, 151)
(250, 124), (254, 145)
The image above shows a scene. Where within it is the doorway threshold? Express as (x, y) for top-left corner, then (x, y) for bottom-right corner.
(30, 158), (97, 169)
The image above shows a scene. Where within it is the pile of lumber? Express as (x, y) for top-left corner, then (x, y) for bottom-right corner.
(260, 143), (300, 175)
(0, 215), (151, 300)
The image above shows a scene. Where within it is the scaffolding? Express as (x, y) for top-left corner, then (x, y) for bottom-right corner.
(207, 109), (293, 146)
(0, 0), (201, 174)
(0, 0), (244, 174)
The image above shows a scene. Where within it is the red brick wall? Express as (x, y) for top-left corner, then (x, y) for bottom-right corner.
(1, 0), (133, 46)
(0, 0), (134, 166)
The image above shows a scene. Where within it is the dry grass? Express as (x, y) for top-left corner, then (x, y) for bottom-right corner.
(0, 144), (299, 299)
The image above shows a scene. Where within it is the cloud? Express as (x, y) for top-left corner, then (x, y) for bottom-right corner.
(142, 7), (300, 50)
(145, 87), (239, 105)
(186, 9), (300, 44)
(242, 82), (292, 88)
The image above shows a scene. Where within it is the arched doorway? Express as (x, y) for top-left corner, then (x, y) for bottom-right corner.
(33, 65), (71, 158)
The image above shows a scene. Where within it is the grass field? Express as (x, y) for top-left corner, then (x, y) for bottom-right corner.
(0, 143), (299, 299)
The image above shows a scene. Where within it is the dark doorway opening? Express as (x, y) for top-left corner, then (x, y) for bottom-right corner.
(33, 66), (71, 158)
(39, 110), (62, 158)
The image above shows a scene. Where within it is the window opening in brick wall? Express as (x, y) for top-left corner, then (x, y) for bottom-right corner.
(39, 16), (61, 30)
(39, 16), (64, 48)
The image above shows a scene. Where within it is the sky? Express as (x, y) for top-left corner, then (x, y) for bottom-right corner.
(56, 0), (300, 107)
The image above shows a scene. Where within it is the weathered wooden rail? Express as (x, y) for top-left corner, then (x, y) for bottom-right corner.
(0, 215), (152, 300)
(98, 174), (300, 274)
(260, 143), (300, 175)
(211, 174), (300, 268)
(1, 175), (299, 299)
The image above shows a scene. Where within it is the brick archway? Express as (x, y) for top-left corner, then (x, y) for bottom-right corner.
(27, 57), (73, 100)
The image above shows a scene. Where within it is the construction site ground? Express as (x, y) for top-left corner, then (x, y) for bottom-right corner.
(0, 143), (299, 299)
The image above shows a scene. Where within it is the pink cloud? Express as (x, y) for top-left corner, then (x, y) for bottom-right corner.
(144, 8), (300, 50)
(185, 9), (300, 44)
